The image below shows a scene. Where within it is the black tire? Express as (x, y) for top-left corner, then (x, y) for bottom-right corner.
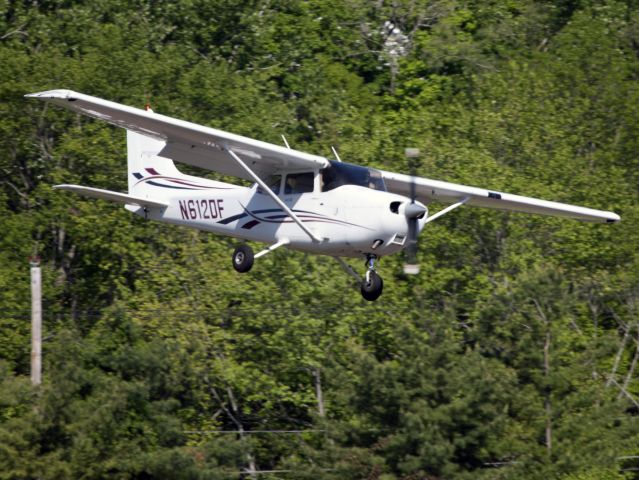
(361, 271), (383, 301)
(232, 245), (254, 273)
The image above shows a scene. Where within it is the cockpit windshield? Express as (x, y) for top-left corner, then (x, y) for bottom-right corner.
(321, 161), (386, 192)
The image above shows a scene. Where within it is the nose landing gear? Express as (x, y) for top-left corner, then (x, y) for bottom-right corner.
(360, 254), (383, 301)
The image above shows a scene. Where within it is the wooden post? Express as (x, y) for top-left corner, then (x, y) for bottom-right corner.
(30, 257), (41, 386)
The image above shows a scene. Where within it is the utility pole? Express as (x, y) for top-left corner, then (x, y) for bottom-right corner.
(313, 367), (325, 417)
(30, 257), (41, 386)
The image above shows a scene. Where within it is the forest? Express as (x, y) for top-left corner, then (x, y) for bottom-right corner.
(1, 0), (639, 478)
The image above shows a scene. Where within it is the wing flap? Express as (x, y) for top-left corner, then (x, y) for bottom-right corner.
(158, 142), (279, 180)
(54, 185), (168, 208)
(381, 170), (620, 223)
(26, 90), (329, 181)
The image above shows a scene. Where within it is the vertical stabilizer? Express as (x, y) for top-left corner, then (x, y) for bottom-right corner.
(127, 130), (181, 196)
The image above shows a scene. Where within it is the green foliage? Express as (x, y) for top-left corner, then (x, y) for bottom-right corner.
(1, 0), (638, 478)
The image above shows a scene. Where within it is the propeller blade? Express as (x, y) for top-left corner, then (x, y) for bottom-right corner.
(406, 215), (417, 253)
(403, 148), (421, 275)
(410, 172), (416, 203)
(403, 208), (420, 274)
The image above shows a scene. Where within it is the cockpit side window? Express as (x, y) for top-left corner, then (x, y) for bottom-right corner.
(367, 169), (386, 191)
(321, 161), (387, 192)
(284, 172), (314, 194)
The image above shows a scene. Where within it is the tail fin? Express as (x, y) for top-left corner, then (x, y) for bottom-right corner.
(127, 130), (184, 196)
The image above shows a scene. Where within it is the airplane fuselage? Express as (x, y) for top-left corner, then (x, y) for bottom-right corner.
(133, 180), (427, 258)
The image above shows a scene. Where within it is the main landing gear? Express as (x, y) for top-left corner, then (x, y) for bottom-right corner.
(232, 239), (291, 273)
(233, 245), (384, 302)
(232, 245), (254, 273)
(360, 254), (383, 301)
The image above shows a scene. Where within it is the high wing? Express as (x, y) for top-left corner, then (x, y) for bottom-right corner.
(25, 90), (329, 181)
(26, 90), (619, 223)
(381, 170), (620, 223)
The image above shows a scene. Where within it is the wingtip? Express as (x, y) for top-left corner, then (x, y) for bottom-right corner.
(53, 184), (79, 191)
(24, 89), (75, 100)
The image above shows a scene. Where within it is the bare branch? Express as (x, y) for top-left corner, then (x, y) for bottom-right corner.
(1, 24), (28, 40)
(607, 324), (631, 388)
(607, 376), (639, 409)
(619, 329), (639, 400)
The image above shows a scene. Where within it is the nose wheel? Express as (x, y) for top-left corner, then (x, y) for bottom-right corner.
(360, 255), (383, 301)
(232, 245), (254, 273)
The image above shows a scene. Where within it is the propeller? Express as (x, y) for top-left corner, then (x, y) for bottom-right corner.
(403, 148), (424, 275)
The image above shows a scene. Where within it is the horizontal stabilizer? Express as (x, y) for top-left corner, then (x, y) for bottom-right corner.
(54, 184), (168, 208)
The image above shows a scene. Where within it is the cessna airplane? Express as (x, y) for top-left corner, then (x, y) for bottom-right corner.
(26, 90), (620, 301)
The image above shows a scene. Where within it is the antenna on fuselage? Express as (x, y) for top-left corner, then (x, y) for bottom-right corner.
(281, 134), (291, 149)
(331, 146), (342, 162)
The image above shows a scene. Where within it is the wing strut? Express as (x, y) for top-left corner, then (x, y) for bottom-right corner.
(255, 238), (290, 259)
(225, 148), (322, 243)
(423, 197), (470, 225)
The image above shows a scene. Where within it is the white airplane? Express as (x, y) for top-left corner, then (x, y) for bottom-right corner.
(26, 90), (620, 301)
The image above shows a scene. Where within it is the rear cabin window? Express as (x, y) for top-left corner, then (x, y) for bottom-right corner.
(321, 161), (386, 192)
(284, 172), (314, 194)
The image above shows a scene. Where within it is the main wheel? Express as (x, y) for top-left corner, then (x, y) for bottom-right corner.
(361, 271), (383, 301)
(232, 245), (254, 273)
